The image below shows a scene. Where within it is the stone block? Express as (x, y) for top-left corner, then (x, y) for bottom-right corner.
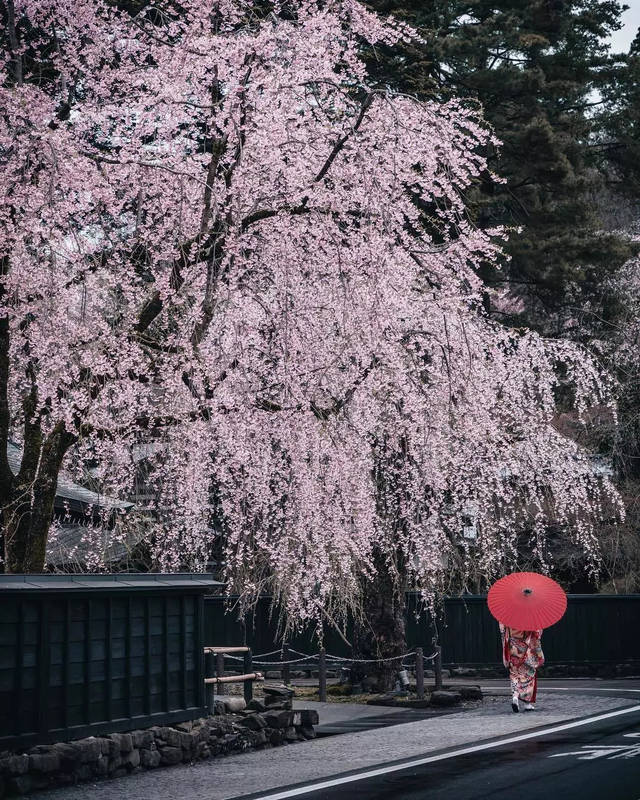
(7, 774), (32, 795)
(251, 730), (267, 747)
(263, 685), (294, 699)
(430, 690), (461, 707)
(52, 743), (79, 771)
(451, 667), (478, 677)
(269, 729), (285, 746)
(125, 749), (140, 769)
(159, 747), (183, 766)
(247, 699), (266, 712)
(221, 697), (247, 714)
(237, 713), (268, 731)
(73, 764), (93, 782)
(297, 709), (319, 726)
(111, 768), (127, 779)
(29, 752), (60, 773)
(108, 755), (123, 772)
(0, 755), (29, 775)
(175, 721), (193, 732)
(220, 734), (240, 752)
(264, 700), (291, 711)
(76, 737), (102, 763)
(140, 748), (161, 769)
(179, 730), (199, 750)
(196, 743), (210, 760)
(264, 710), (292, 729)
(131, 730), (154, 749)
(156, 728), (181, 748)
(108, 732), (133, 753)
(457, 685), (483, 701)
(284, 726), (299, 742)
(94, 756), (109, 776)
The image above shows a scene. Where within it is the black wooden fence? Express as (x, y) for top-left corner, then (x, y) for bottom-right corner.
(204, 593), (640, 666)
(0, 574), (218, 750)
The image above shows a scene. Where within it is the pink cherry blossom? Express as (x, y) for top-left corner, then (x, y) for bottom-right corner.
(0, 0), (619, 625)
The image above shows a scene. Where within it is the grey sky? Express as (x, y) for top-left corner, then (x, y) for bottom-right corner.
(610, 2), (640, 52)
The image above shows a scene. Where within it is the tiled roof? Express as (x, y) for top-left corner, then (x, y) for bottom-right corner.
(7, 441), (134, 512)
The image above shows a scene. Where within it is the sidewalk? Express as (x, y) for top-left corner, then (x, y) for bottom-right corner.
(37, 687), (640, 800)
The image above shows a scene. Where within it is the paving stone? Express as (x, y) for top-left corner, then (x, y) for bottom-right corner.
(457, 685), (483, 701)
(430, 690), (462, 707)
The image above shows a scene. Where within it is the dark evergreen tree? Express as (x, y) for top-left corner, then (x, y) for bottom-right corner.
(365, 0), (637, 330)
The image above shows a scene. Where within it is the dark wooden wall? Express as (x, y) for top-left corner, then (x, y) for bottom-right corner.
(204, 594), (640, 665)
(0, 582), (209, 750)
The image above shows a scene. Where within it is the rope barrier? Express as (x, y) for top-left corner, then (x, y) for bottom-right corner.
(250, 649), (284, 659)
(219, 648), (439, 665)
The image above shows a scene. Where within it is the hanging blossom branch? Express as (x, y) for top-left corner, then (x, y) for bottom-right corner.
(0, 0), (621, 619)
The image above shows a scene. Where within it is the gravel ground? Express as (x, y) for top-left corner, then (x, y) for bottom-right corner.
(36, 690), (639, 800)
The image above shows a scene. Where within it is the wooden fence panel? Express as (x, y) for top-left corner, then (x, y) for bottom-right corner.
(0, 575), (217, 750)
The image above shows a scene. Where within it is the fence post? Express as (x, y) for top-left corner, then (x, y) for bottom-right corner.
(434, 645), (443, 691)
(318, 647), (327, 702)
(216, 652), (226, 696)
(244, 648), (253, 704)
(205, 651), (216, 713)
(415, 647), (424, 700)
(282, 642), (291, 685)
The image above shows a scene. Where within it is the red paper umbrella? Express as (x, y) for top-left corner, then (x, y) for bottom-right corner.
(487, 572), (567, 630)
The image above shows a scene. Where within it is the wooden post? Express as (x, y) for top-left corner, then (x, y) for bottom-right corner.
(205, 651), (216, 712)
(434, 645), (443, 691)
(415, 647), (424, 700)
(243, 649), (253, 704)
(282, 642), (291, 685)
(318, 647), (327, 702)
(216, 652), (226, 696)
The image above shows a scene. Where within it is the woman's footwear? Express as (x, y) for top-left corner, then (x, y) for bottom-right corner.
(511, 694), (520, 713)
(523, 703), (535, 711)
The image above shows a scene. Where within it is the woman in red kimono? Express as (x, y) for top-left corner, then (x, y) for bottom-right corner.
(499, 623), (544, 712)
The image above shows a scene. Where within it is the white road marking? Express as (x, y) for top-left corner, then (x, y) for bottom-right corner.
(550, 743), (640, 761)
(249, 704), (640, 800)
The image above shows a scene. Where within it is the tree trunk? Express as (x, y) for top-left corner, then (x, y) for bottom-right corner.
(3, 423), (74, 573)
(351, 548), (408, 692)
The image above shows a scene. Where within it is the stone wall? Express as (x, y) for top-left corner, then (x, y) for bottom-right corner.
(0, 689), (318, 798)
(448, 661), (640, 679)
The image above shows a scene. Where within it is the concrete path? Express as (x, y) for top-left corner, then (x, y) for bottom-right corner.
(36, 685), (640, 800)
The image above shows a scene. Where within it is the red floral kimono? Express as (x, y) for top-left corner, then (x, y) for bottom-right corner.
(499, 623), (544, 702)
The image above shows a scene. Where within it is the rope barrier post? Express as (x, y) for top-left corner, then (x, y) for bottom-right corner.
(318, 647), (327, 702)
(205, 651), (216, 712)
(216, 652), (226, 696)
(282, 642), (291, 685)
(243, 648), (253, 704)
(415, 647), (424, 700)
(434, 645), (443, 691)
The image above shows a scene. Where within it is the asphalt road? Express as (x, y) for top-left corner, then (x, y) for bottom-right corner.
(240, 704), (640, 800)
